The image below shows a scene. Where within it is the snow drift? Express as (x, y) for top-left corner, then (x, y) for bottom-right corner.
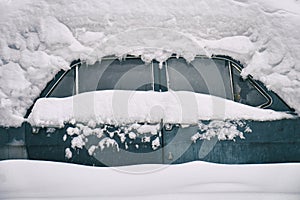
(1, 0), (300, 126)
(0, 160), (300, 200)
(28, 90), (293, 127)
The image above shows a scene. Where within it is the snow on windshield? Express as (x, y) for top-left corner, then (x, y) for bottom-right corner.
(1, 0), (300, 126)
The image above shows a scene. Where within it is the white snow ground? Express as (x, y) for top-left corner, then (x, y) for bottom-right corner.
(0, 160), (300, 200)
(0, 0), (300, 126)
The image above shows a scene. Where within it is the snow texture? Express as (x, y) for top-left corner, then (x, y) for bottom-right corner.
(1, 0), (300, 126)
(57, 115), (252, 159)
(64, 121), (163, 158)
(0, 160), (300, 200)
(191, 120), (250, 142)
(27, 90), (293, 128)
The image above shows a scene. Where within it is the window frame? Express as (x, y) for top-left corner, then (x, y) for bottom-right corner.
(229, 61), (272, 108)
(45, 66), (77, 98)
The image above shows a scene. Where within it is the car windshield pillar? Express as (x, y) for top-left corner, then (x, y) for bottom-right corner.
(230, 63), (271, 108)
(153, 61), (168, 92)
(47, 67), (76, 98)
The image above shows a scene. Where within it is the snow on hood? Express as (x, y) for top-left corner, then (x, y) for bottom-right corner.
(27, 90), (293, 127)
(1, 0), (300, 126)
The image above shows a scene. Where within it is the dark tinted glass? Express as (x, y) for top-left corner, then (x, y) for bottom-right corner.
(167, 57), (233, 99)
(232, 67), (267, 107)
(78, 62), (106, 93)
(48, 68), (75, 98)
(78, 59), (153, 92)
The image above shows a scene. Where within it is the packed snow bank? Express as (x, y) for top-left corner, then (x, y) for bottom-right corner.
(1, 0), (300, 126)
(0, 160), (299, 200)
(27, 90), (293, 127)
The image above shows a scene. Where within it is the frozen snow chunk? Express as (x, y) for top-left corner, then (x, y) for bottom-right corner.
(108, 131), (115, 138)
(191, 133), (201, 143)
(98, 138), (119, 151)
(71, 135), (85, 149)
(94, 128), (104, 138)
(69, 119), (76, 125)
(46, 127), (56, 133)
(82, 127), (93, 136)
(137, 124), (161, 135)
(118, 133), (126, 143)
(192, 120), (250, 142)
(152, 137), (160, 150)
(128, 132), (137, 140)
(88, 145), (97, 156)
(244, 126), (252, 133)
(65, 148), (72, 159)
(142, 136), (151, 143)
(66, 127), (80, 136)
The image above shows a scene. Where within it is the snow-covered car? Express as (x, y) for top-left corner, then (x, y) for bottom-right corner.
(0, 55), (299, 166)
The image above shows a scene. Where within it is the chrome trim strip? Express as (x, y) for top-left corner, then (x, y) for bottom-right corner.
(151, 62), (155, 91)
(75, 65), (79, 95)
(45, 70), (69, 97)
(46, 62), (81, 97)
(228, 61), (235, 101)
(165, 61), (170, 90)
